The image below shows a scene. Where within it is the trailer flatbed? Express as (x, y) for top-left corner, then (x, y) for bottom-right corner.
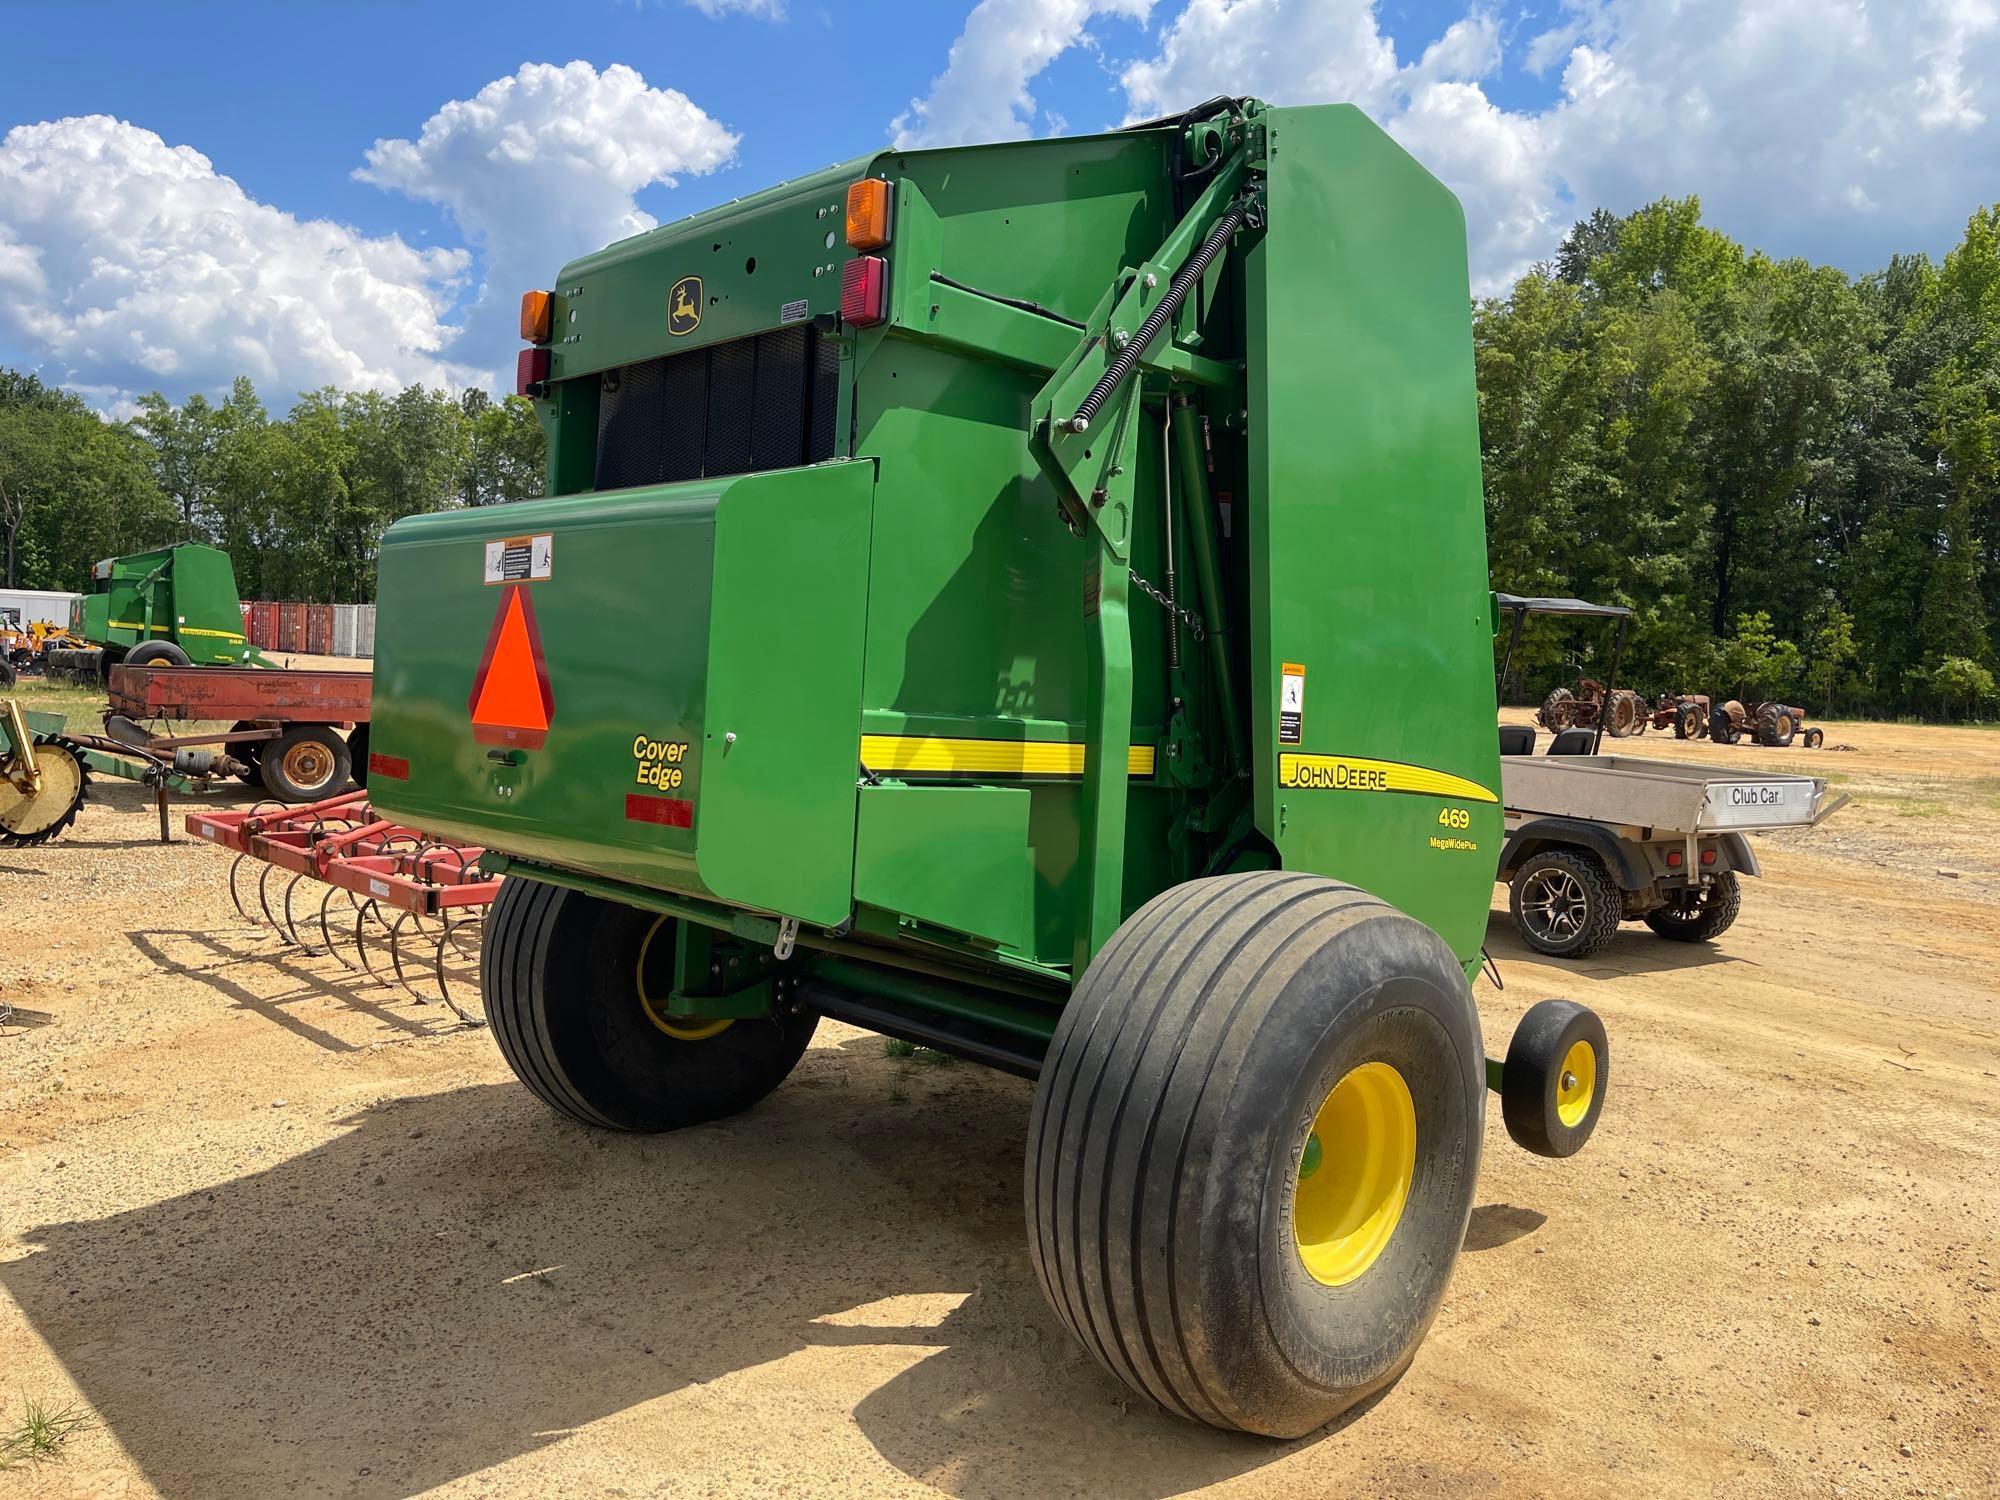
(107, 663), (371, 722)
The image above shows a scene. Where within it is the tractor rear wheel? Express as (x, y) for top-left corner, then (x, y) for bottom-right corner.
(1605, 689), (1644, 738)
(1642, 872), (1741, 943)
(482, 877), (816, 1131)
(1538, 687), (1574, 731)
(1026, 872), (1483, 1437)
(1674, 701), (1703, 740)
(1755, 703), (1796, 748)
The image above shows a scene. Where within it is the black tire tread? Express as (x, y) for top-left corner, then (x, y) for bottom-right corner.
(1642, 870), (1742, 942)
(1028, 872), (1446, 1434)
(1510, 848), (1622, 959)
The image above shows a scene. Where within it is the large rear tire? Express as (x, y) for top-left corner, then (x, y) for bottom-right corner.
(124, 641), (192, 668)
(1674, 701), (1703, 740)
(0, 736), (91, 847)
(1026, 872), (1483, 1438)
(482, 877), (817, 1132)
(1538, 687), (1574, 732)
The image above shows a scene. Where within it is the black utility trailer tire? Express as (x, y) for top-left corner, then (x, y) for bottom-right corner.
(1642, 871), (1741, 943)
(1025, 872), (1484, 1438)
(1509, 847), (1622, 959)
(482, 877), (816, 1132)
(260, 725), (352, 803)
(124, 641), (192, 668)
(229, 721), (267, 787)
(1500, 999), (1608, 1158)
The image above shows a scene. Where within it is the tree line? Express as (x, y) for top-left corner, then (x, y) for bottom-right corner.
(2, 193), (1996, 717)
(1480, 198), (1998, 720)
(0, 375), (543, 605)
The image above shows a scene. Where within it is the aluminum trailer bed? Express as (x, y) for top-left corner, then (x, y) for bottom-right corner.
(1496, 751), (1848, 959)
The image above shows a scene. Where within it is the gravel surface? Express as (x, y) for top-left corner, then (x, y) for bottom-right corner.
(1, 717), (1995, 1497)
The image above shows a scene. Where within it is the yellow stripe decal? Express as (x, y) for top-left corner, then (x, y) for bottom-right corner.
(1278, 753), (1498, 804)
(861, 733), (1155, 778)
(107, 621), (246, 641)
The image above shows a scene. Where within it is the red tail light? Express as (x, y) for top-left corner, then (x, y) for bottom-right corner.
(516, 347), (551, 396)
(1665, 849), (1682, 867)
(841, 256), (889, 328)
(1700, 847), (1717, 866)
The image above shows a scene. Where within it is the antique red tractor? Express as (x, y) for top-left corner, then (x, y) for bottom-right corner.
(1538, 677), (1650, 737)
(1708, 699), (1824, 749)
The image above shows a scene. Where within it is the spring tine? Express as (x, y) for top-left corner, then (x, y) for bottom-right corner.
(256, 863), (285, 936)
(354, 899), (391, 987)
(281, 873), (322, 953)
(319, 886), (360, 970)
(433, 911), (484, 1025)
(388, 910), (432, 1003)
(228, 853), (257, 925)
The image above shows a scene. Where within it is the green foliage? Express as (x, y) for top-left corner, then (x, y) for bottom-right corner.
(0, 1393), (92, 1469)
(1487, 197), (2000, 720)
(0, 374), (547, 602)
(1929, 656), (1997, 717)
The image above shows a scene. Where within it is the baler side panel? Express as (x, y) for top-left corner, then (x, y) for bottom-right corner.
(1247, 105), (1503, 965)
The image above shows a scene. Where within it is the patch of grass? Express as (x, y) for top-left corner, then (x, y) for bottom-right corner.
(881, 1037), (957, 1068)
(0, 1395), (91, 1470)
(1891, 800), (1949, 819)
(3, 675), (106, 729)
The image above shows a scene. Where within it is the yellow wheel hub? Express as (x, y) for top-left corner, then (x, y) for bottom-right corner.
(1555, 1038), (1596, 1127)
(1294, 1061), (1416, 1287)
(636, 916), (732, 1042)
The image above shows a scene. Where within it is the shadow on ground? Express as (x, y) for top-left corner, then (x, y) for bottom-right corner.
(1, 1052), (1355, 1498)
(1483, 908), (1739, 976)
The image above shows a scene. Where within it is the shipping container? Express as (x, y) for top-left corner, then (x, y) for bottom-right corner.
(305, 603), (333, 656)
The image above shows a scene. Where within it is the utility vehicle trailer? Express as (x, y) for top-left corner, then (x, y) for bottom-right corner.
(105, 662), (371, 803)
(1498, 743), (1848, 958)
(368, 97), (1611, 1438)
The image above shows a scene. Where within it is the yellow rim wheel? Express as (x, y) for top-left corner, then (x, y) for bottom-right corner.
(636, 916), (733, 1042)
(1293, 1061), (1417, 1287)
(1555, 1038), (1596, 1127)
(0, 744), (84, 837)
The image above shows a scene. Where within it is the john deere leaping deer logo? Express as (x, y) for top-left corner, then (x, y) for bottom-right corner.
(669, 275), (702, 336)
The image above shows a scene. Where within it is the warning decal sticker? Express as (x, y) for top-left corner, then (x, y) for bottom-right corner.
(484, 533), (552, 585)
(1279, 662), (1306, 745)
(468, 583), (556, 749)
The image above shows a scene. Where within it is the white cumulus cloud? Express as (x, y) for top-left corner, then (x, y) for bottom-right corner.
(1117, 0), (2000, 291)
(0, 116), (473, 409)
(357, 61), (739, 378)
(892, 0), (1158, 149)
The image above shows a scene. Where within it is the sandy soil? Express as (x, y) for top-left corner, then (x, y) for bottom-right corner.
(1, 718), (1995, 1498)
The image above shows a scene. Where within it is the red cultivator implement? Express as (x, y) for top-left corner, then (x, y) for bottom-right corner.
(185, 791), (497, 1024)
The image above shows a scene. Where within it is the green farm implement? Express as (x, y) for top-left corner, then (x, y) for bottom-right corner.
(44, 543), (268, 683)
(370, 97), (1609, 1436)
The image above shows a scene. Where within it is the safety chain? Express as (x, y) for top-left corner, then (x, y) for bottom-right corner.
(1128, 566), (1206, 640)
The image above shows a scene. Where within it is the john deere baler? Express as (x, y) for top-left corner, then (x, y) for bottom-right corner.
(371, 98), (1608, 1437)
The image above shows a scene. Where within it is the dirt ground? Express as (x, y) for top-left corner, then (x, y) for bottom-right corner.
(2, 707), (1995, 1498)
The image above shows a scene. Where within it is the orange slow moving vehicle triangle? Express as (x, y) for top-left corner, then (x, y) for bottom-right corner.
(468, 583), (555, 749)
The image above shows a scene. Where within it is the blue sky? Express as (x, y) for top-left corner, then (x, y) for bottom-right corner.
(4, 0), (1996, 409)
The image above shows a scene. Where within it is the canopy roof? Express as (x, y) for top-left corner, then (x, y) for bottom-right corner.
(1493, 592), (1633, 621)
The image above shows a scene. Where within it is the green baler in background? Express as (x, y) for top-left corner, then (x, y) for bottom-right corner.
(46, 543), (267, 678)
(370, 98), (1610, 1437)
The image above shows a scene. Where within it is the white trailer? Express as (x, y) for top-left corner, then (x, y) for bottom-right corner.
(0, 588), (81, 630)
